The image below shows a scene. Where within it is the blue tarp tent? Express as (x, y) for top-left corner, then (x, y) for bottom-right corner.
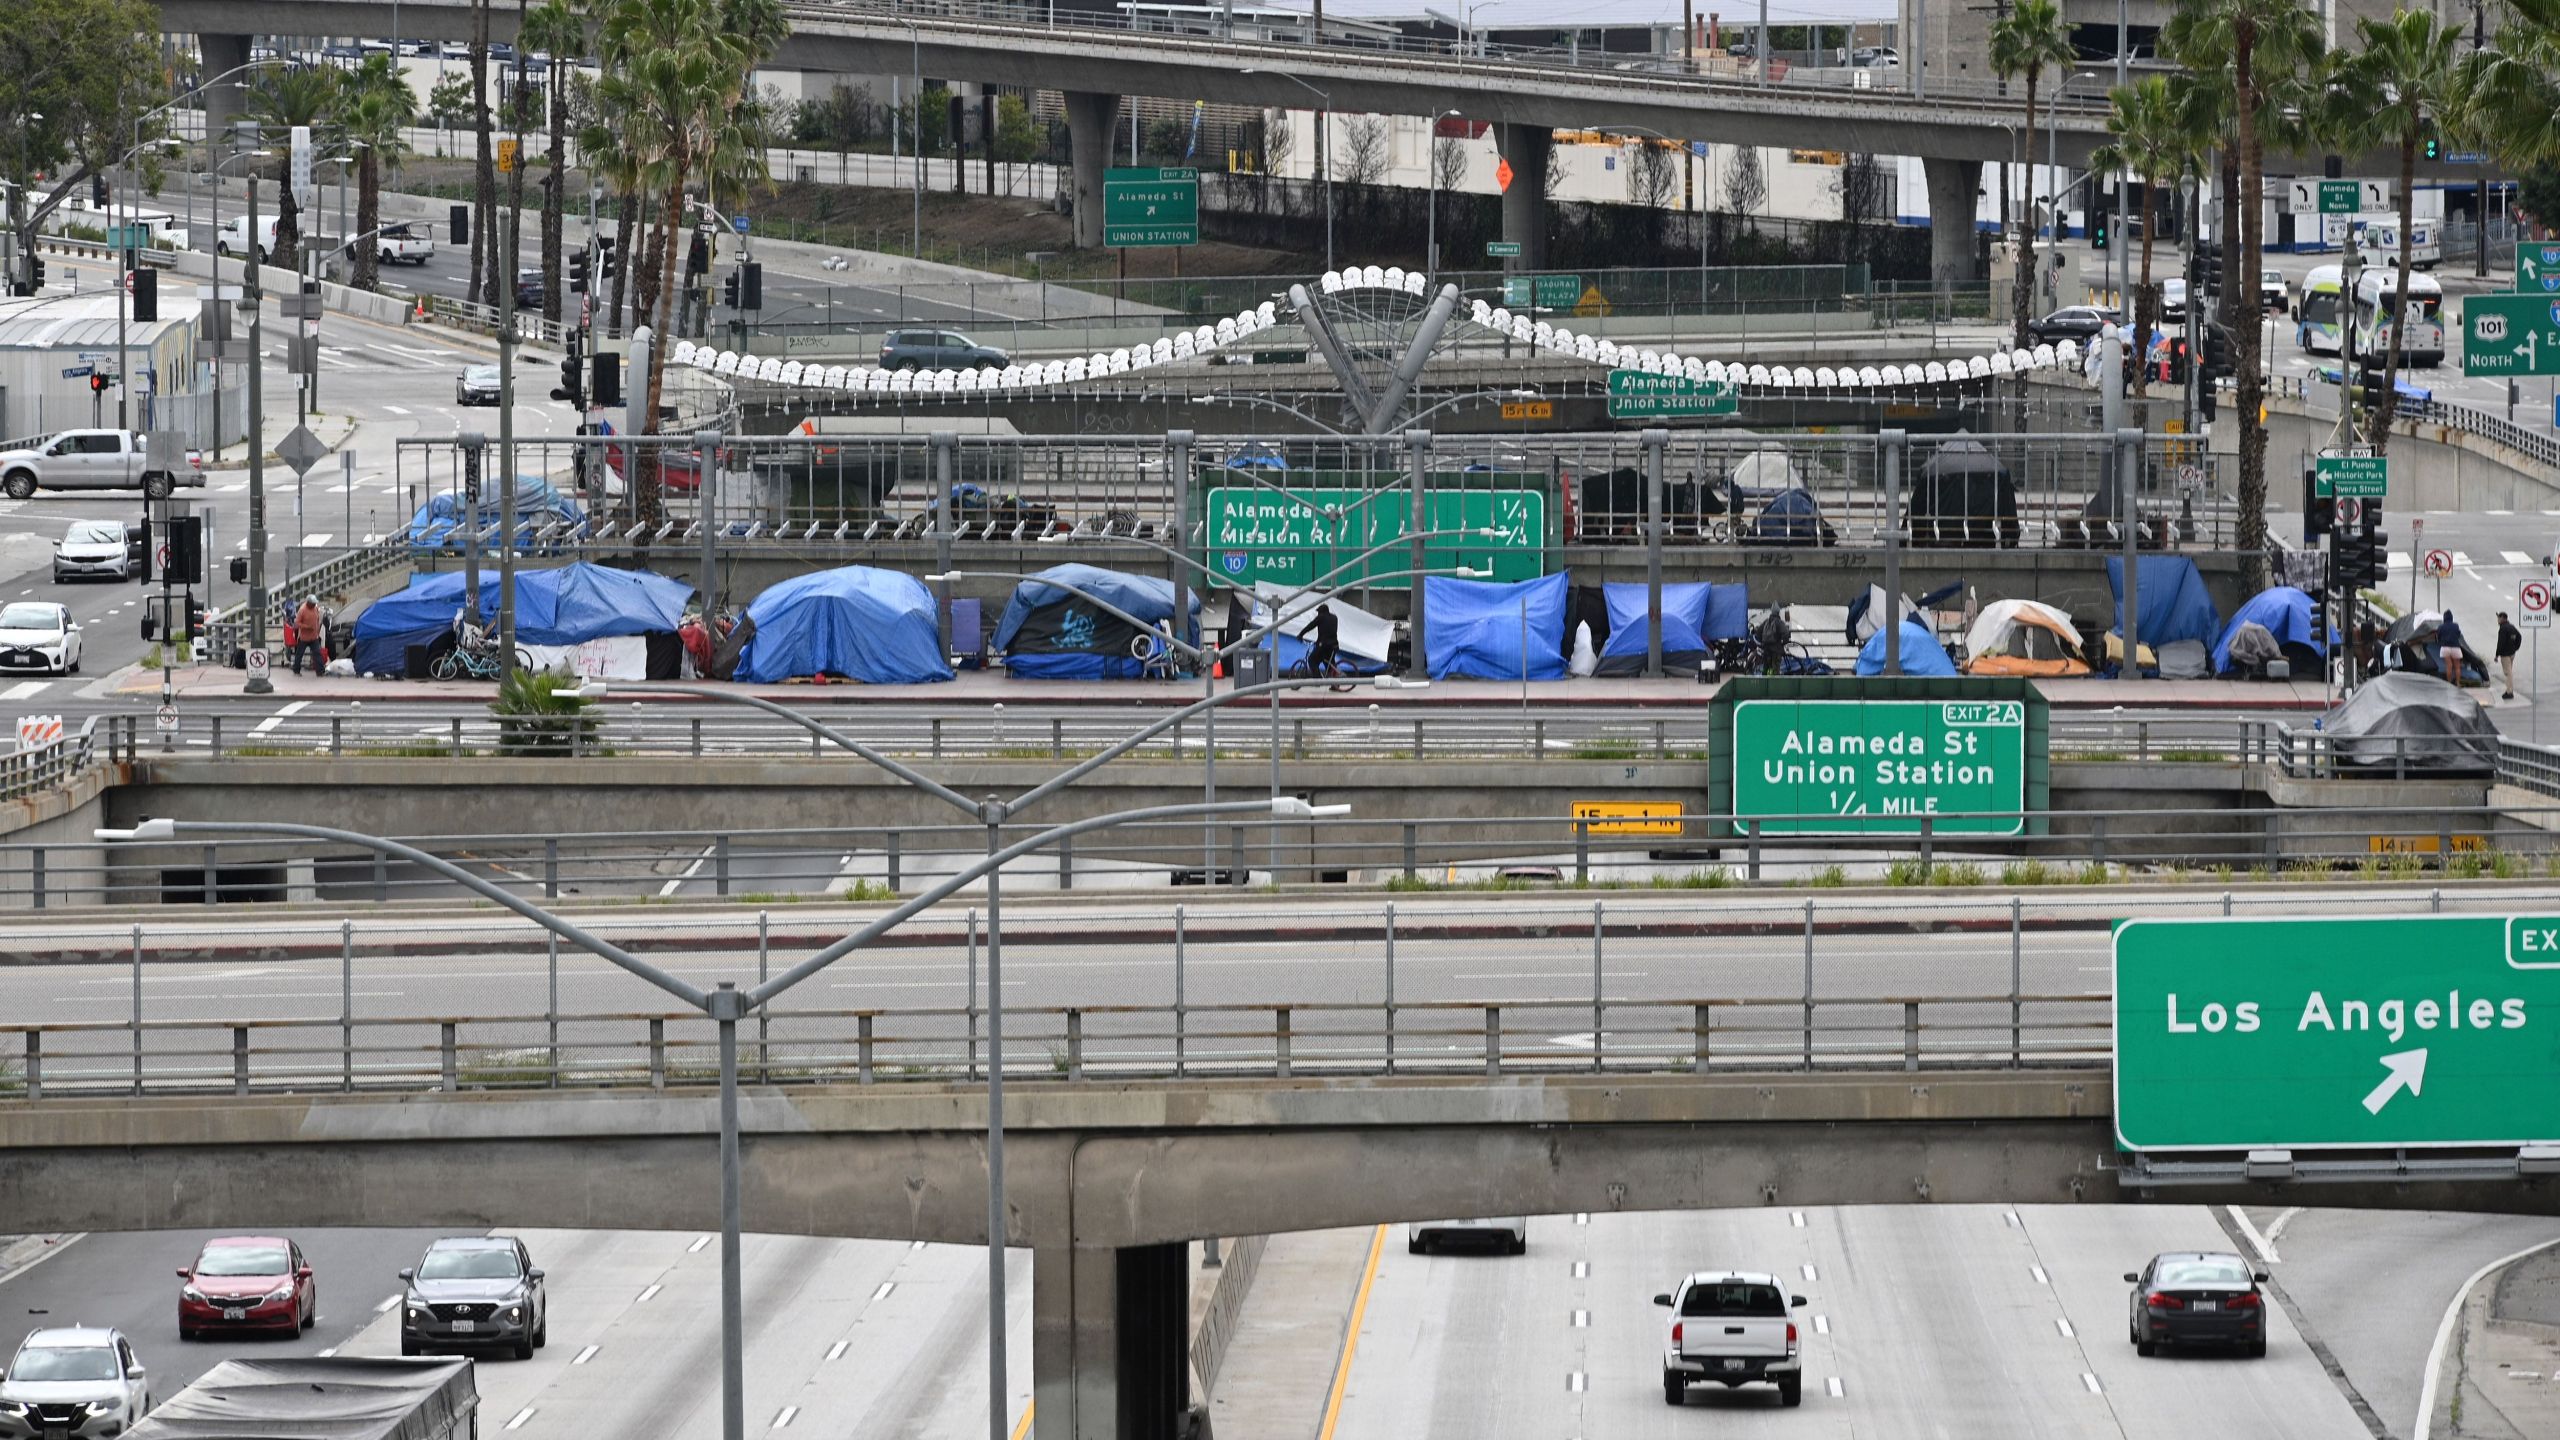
(352, 564), (691, 675)
(1705, 584), (1750, 642)
(1854, 619), (1959, 676)
(404, 478), (586, 551)
(993, 563), (1199, 679)
(1424, 573), (1569, 680)
(2214, 586), (2327, 674)
(1596, 581), (1711, 675)
(735, 566), (953, 684)
(2106, 555), (2222, 648)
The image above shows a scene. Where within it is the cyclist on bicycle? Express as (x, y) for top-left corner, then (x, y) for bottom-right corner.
(1297, 603), (1343, 677)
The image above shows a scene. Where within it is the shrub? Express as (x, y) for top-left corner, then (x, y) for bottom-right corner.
(491, 667), (600, 756)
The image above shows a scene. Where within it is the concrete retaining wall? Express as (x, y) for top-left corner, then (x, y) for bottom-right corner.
(2265, 396), (2560, 514)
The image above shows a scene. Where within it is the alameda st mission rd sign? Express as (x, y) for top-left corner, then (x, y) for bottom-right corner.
(2115, 916), (2560, 1151)
(1730, 698), (2027, 835)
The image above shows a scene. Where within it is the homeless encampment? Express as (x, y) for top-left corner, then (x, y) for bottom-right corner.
(1423, 572), (1569, 680)
(993, 563), (1198, 678)
(733, 566), (953, 684)
(2214, 587), (2326, 676)
(2318, 670), (2499, 772)
(351, 564), (690, 678)
(2380, 610), (2493, 686)
(2106, 555), (2222, 671)
(403, 478), (586, 551)
(1249, 584), (1394, 673)
(1854, 618), (1959, 676)
(1594, 581), (1716, 675)
(1963, 599), (2089, 677)
(1908, 437), (2021, 548)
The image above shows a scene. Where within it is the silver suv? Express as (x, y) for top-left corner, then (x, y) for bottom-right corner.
(877, 329), (1009, 371)
(0, 1327), (151, 1439)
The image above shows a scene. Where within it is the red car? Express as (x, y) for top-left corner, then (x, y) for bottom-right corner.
(176, 1236), (315, 1339)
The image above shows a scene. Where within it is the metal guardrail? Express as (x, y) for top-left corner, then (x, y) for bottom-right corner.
(200, 534), (420, 665)
(415, 293), (570, 350)
(2405, 394), (2560, 471)
(0, 716), (113, 805)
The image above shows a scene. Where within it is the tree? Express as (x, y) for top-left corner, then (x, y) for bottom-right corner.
(2453, 0), (2560, 171)
(1989, 0), (2074, 348)
(1836, 152), (1888, 229)
(2092, 75), (2200, 395)
(993, 94), (1038, 168)
(503, 0), (533, 316)
(1339, 113), (1388, 185)
(2335, 8), (2459, 452)
(246, 64), (347, 275)
(469, 0), (497, 308)
(0, 0), (166, 292)
(1723, 144), (1766, 219)
(2524, 166), (2560, 232)
(338, 55), (417, 292)
(425, 74), (474, 132)
(520, 0), (587, 325)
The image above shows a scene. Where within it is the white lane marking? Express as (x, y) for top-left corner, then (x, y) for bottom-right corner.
(2031, 1264), (2050, 1285)
(2390, 551), (2412, 570)
(2504, 551), (2536, 566)
(637, 1283), (662, 1302)
(0, 681), (49, 700)
(318, 1345), (338, 1357)
(2080, 1373), (2103, 1395)
(1572, 1261), (1587, 1279)
(375, 1294), (400, 1313)
(2056, 1317), (2075, 1338)
(2415, 1236), (2560, 1440)
(2490, 510), (2517, 516)
(1790, 1211), (1806, 1228)
(250, 699), (310, 736)
(1571, 1309), (1588, 1327)
(771, 1406), (798, 1428)
(658, 843), (716, 898)
(2456, 551), (2475, 566)
(910, 1240), (925, 1251)
(2005, 1211), (2021, 1227)
(505, 1408), (536, 1430)
(871, 1282), (896, 1302)
(1574, 1213), (1589, 1226)
(301, 533), (331, 547)
(572, 1344), (599, 1364)
(1566, 1372), (1586, 1393)
(1801, 1263), (1818, 1282)
(2263, 1206), (2305, 1247)
(687, 1234), (712, 1254)
(2228, 1204), (2282, 1265)
(376, 342), (457, 359)
(1826, 1376), (1845, 1398)
(1813, 1314), (1830, 1335)
(825, 1339), (849, 1361)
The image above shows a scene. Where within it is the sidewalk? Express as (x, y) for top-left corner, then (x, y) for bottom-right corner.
(2429, 1246), (2560, 1439)
(1205, 1227), (1374, 1437)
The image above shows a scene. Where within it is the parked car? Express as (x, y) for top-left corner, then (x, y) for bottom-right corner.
(0, 1326), (151, 1439)
(2261, 267), (2290, 314)
(54, 520), (136, 583)
(176, 1236), (316, 1339)
(0, 428), (204, 499)
(1407, 1217), (1528, 1255)
(1658, 1271), (1806, 1407)
(371, 222), (435, 266)
(2028, 305), (2121, 344)
(877, 329), (1009, 371)
(0, 602), (80, 676)
(2160, 277), (2188, 322)
(457, 364), (501, 406)
(2126, 1251), (2269, 1357)
(400, 1235), (548, 1361)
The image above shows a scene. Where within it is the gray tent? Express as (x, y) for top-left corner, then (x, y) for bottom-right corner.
(126, 1358), (476, 1440)
(2318, 670), (2501, 772)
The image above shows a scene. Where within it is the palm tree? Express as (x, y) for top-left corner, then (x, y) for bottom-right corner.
(338, 55), (416, 293)
(521, 0), (587, 326)
(1989, 0), (2074, 349)
(503, 0), (533, 314)
(2333, 9), (2459, 453)
(2092, 76), (2199, 396)
(470, 0), (498, 308)
(245, 65), (342, 271)
(2454, 0), (2560, 170)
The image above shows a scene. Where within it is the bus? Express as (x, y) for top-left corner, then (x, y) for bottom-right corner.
(2298, 264), (2345, 355)
(2350, 268), (2445, 370)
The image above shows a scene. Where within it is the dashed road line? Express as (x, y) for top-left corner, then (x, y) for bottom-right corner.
(825, 1340), (849, 1361)
(687, 1234), (711, 1254)
(1813, 1314), (1830, 1336)
(2080, 1373), (2103, 1395)
(637, 1283), (662, 1302)
(771, 1406), (799, 1428)
(871, 1282), (896, 1302)
(505, 1407), (536, 1430)
(2030, 1264), (2051, 1285)
(2056, 1317), (2075, 1338)
(1826, 1375), (1845, 1398)
(573, 1344), (599, 1364)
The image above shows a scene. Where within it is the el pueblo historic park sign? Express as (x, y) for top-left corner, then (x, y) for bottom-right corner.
(2114, 916), (2560, 1151)
(1730, 698), (2029, 835)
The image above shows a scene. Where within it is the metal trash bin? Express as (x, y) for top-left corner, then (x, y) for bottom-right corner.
(1232, 649), (1273, 688)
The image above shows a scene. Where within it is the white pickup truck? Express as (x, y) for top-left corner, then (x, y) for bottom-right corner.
(0, 429), (206, 499)
(371, 221), (435, 266)
(1656, 1270), (1806, 1407)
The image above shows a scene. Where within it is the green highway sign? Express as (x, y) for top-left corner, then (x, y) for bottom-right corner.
(2519, 242), (2560, 294)
(2319, 179), (2360, 214)
(1730, 698), (2027, 835)
(1606, 369), (1737, 419)
(2314, 454), (2387, 499)
(1102, 167), (1199, 247)
(1485, 240), (1524, 258)
(2115, 916), (2560, 1151)
(1502, 274), (1583, 309)
(1204, 484), (1545, 590)
(2462, 293), (2560, 376)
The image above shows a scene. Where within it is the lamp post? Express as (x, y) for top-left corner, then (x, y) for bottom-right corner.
(100, 791), (1344, 1440)
(1242, 70), (1332, 272)
(203, 147), (271, 466)
(1424, 108), (1461, 278)
(108, 135), (185, 431)
(243, 170), (271, 694)
(8, 112), (39, 297)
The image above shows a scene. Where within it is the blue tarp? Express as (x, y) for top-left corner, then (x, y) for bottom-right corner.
(1854, 619), (1959, 676)
(1423, 573), (1569, 680)
(993, 563), (1200, 680)
(351, 564), (691, 674)
(1704, 584), (1749, 641)
(404, 477), (587, 550)
(734, 566), (953, 684)
(2107, 555), (2223, 648)
(1597, 582), (1710, 674)
(1267, 632), (1388, 676)
(2214, 586), (2327, 674)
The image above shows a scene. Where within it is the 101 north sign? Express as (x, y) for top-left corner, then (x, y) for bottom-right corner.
(1729, 698), (2028, 835)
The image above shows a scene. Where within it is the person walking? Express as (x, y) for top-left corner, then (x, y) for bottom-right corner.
(2438, 610), (2467, 687)
(290, 596), (326, 676)
(2498, 611), (2523, 699)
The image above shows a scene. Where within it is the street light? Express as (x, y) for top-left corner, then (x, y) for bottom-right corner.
(1424, 108), (1461, 279)
(99, 791), (1344, 1440)
(107, 135), (185, 430)
(2047, 72), (2103, 246)
(203, 147), (271, 467)
(1242, 69), (1332, 272)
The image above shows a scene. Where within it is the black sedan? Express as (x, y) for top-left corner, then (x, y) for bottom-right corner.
(2126, 1251), (2269, 1357)
(2028, 305), (2122, 345)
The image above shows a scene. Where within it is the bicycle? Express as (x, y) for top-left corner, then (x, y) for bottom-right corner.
(432, 618), (534, 681)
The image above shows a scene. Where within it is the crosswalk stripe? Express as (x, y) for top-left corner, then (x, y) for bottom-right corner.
(2503, 551), (2535, 566)
(2455, 552), (2474, 566)
(2388, 552), (2411, 570)
(0, 681), (49, 700)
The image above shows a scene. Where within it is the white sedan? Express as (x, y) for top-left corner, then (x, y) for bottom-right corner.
(0, 601), (81, 676)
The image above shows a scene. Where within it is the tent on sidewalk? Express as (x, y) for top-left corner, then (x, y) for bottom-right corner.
(1854, 618), (1959, 676)
(1596, 581), (1712, 675)
(2106, 555), (2222, 650)
(2214, 587), (2327, 675)
(1907, 436), (2021, 548)
(1248, 584), (1394, 673)
(993, 563), (1198, 679)
(1423, 572), (1570, 680)
(403, 478), (586, 551)
(2320, 670), (2499, 771)
(351, 564), (691, 677)
(1963, 599), (2088, 677)
(733, 566), (953, 684)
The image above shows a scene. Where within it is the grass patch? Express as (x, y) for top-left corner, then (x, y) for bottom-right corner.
(2156, 749), (2226, 763)
(1568, 740), (1643, 760)
(1884, 858), (1928, 886)
(354, 743), (474, 758)
(1932, 861), (1987, 886)
(839, 880), (895, 902)
(456, 1049), (559, 1088)
(2448, 853), (2487, 880)
(0, 1056), (20, 1098)
(2064, 751), (2126, 762)
(2076, 861), (2112, 885)
(1384, 874), (1554, 893)
(228, 744), (306, 757)
(2492, 851), (2526, 879)
(1647, 867), (1735, 889)
(1801, 864), (1848, 888)
(2000, 859), (2055, 887)
(139, 643), (194, 667)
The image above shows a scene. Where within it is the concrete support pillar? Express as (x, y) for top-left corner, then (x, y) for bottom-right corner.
(199, 33), (252, 141)
(1065, 91), (1121, 250)
(1033, 1243), (1192, 1440)
(1497, 122), (1552, 269)
(1921, 156), (1982, 289)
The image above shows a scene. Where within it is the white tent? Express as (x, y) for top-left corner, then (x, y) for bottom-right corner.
(1249, 583), (1396, 663)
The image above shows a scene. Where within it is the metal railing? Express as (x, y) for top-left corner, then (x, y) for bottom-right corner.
(200, 534), (420, 664)
(2404, 394), (2560, 472)
(0, 716), (115, 805)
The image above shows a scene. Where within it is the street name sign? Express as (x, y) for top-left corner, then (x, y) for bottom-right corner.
(2115, 916), (2560, 1150)
(2314, 454), (2387, 498)
(1103, 167), (1199, 247)
(1606, 370), (1737, 419)
(1730, 698), (2027, 835)
(2519, 242), (2560, 294)
(2462, 294), (2560, 376)
(1485, 240), (1524, 258)
(1204, 484), (1543, 589)
(1502, 274), (1583, 309)
(2320, 179), (2360, 215)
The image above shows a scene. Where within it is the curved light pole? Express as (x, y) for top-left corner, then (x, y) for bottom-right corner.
(1241, 69), (1331, 272)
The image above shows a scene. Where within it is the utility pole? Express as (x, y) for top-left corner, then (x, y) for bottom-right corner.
(244, 174), (272, 695)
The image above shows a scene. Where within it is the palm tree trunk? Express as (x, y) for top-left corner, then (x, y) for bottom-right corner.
(609, 195), (634, 335)
(470, 0), (495, 309)
(2376, 131), (2417, 453)
(2232, 27), (2268, 593)
(2015, 77), (2039, 349)
(2134, 183), (2158, 397)
(541, 72), (564, 326)
(506, 20), (528, 316)
(356, 156), (381, 292)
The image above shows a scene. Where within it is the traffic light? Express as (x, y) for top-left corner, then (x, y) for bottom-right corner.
(89, 372), (108, 395)
(598, 238), (619, 281)
(29, 256), (44, 289)
(2423, 132), (2442, 162)
(450, 204), (470, 245)
(2091, 211), (2109, 251)
(166, 515), (202, 585)
(2335, 506), (2388, 591)
(591, 351), (622, 409)
(552, 355), (584, 406)
(739, 261), (762, 311)
(2302, 466), (2334, 540)
(91, 175), (108, 207)
(2198, 249), (2222, 297)
(686, 231), (710, 277)
(132, 266), (156, 322)
(721, 270), (740, 308)
(568, 250), (590, 295)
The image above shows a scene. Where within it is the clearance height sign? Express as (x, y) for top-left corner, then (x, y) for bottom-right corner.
(2114, 917), (2560, 1151)
(1729, 699), (2027, 835)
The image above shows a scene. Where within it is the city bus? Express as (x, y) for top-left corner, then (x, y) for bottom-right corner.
(2350, 268), (2445, 370)
(2298, 264), (2345, 355)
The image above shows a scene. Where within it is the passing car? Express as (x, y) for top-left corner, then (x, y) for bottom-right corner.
(877, 329), (1009, 371)
(400, 1235), (547, 1360)
(457, 364), (501, 406)
(2127, 1251), (2269, 1357)
(54, 520), (136, 583)
(0, 1327), (151, 1440)
(1853, 45), (1898, 65)
(1407, 1217), (1527, 1255)
(176, 1236), (316, 1339)
(0, 602), (80, 676)
(1658, 1271), (1806, 1407)
(0, 429), (204, 499)
(2261, 267), (2290, 314)
(513, 268), (544, 310)
(371, 222), (434, 266)
(2159, 277), (2188, 322)
(2028, 305), (2121, 344)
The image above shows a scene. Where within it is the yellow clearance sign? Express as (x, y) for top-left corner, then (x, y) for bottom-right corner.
(1573, 800), (1684, 835)
(1501, 399), (1553, 421)
(2369, 834), (2487, 855)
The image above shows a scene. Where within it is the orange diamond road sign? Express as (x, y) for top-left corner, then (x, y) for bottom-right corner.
(1496, 156), (1515, 193)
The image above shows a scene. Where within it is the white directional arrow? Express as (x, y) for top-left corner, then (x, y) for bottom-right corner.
(2361, 1048), (2429, 1115)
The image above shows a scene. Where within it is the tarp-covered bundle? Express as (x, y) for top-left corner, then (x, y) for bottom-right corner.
(2107, 555), (2222, 649)
(1745, 486), (1836, 547)
(734, 566), (952, 684)
(1964, 599), (2088, 677)
(1854, 618), (1958, 676)
(2380, 609), (2492, 685)
(403, 478), (586, 550)
(1909, 437), (2021, 548)
(1596, 581), (1711, 675)
(993, 563), (1198, 679)
(2214, 587), (2326, 675)
(2319, 670), (2500, 771)
(125, 1357), (477, 1440)
(1424, 572), (1569, 680)
(351, 564), (691, 677)
(1249, 584), (1393, 673)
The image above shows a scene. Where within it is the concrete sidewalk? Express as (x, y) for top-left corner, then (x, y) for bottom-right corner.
(2428, 1245), (2560, 1439)
(1205, 1227), (1375, 1438)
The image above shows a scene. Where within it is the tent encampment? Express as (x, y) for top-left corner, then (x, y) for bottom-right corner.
(403, 478), (586, 551)
(2380, 610), (2493, 686)
(992, 563), (1198, 679)
(1423, 573), (1569, 680)
(351, 564), (691, 677)
(2319, 670), (2500, 771)
(1908, 436), (2021, 548)
(1745, 487), (1836, 547)
(1250, 584), (1394, 673)
(1963, 599), (2088, 677)
(733, 566), (953, 684)
(1854, 618), (1958, 676)
(1596, 581), (1712, 675)
(2107, 555), (2222, 650)
(2214, 587), (2326, 675)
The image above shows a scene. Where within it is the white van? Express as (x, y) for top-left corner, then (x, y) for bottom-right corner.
(2358, 220), (2442, 271)
(216, 214), (283, 263)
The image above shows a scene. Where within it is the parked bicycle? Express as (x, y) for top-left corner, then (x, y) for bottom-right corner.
(431, 612), (534, 681)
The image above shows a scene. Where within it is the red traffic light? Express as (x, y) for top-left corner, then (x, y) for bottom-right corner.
(88, 372), (108, 393)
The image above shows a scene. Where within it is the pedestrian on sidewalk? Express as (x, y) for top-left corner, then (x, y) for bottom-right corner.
(2438, 610), (2467, 687)
(2498, 611), (2523, 699)
(291, 596), (326, 676)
